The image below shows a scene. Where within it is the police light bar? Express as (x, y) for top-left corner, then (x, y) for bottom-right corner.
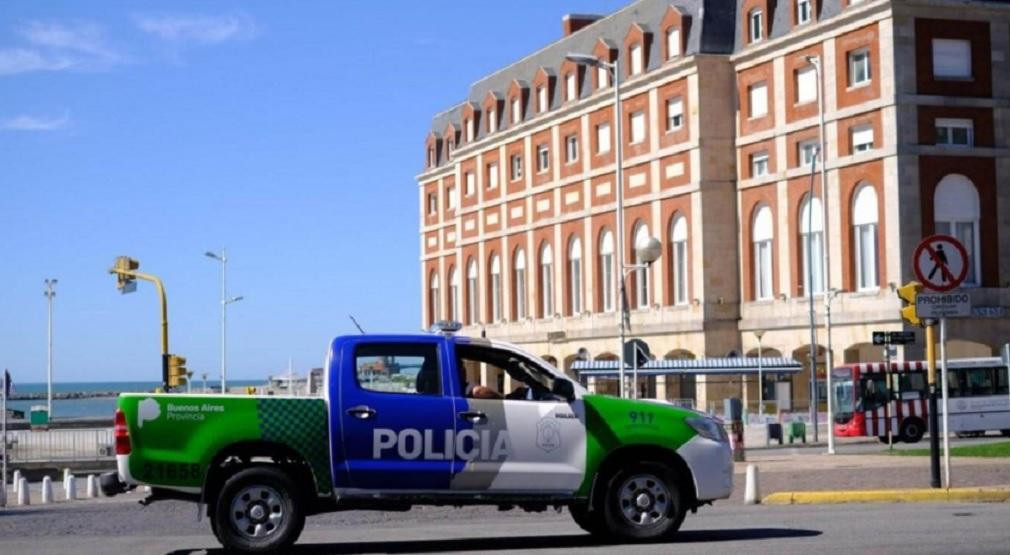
(429, 320), (463, 335)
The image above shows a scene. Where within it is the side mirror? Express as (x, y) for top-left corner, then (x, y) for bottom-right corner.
(552, 379), (576, 403)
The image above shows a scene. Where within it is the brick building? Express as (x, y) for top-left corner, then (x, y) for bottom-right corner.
(416, 0), (1010, 411)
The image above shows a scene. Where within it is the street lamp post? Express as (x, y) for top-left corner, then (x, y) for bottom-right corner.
(806, 55), (835, 453)
(755, 330), (765, 421)
(44, 279), (57, 418)
(205, 250), (243, 394)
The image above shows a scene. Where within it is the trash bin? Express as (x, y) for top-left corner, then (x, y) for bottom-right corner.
(766, 422), (783, 445)
(788, 421), (806, 444)
(30, 405), (50, 430)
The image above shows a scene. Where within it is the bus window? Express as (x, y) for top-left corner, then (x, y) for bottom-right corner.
(997, 367), (1009, 396)
(898, 372), (925, 400)
(947, 370), (963, 398)
(966, 368), (995, 396)
(858, 376), (888, 411)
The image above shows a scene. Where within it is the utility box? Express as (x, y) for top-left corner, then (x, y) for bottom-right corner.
(30, 405), (50, 430)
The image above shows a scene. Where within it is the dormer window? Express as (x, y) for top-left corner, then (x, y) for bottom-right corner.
(537, 86), (548, 113)
(511, 97), (521, 124)
(598, 65), (609, 89)
(630, 43), (643, 75)
(749, 10), (763, 43)
(488, 107), (497, 133)
(666, 27), (681, 59)
(447, 139), (454, 160)
(797, 0), (812, 25)
(466, 119), (474, 142)
(427, 147), (434, 167)
(565, 73), (577, 102)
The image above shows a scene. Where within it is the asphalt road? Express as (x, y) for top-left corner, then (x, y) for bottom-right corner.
(1, 496), (1008, 554)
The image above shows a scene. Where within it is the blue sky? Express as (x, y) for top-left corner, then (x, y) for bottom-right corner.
(0, 1), (628, 383)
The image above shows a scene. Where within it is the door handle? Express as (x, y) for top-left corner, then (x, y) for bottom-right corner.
(346, 405), (377, 420)
(458, 410), (487, 423)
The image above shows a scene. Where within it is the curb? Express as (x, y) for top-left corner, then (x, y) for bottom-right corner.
(763, 486), (1010, 505)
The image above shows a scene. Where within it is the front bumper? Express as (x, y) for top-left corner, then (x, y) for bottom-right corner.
(677, 435), (734, 501)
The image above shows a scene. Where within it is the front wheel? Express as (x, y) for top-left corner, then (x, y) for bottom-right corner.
(900, 418), (925, 444)
(601, 461), (685, 542)
(213, 466), (305, 553)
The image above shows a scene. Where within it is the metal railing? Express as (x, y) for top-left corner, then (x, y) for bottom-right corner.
(3, 428), (114, 462)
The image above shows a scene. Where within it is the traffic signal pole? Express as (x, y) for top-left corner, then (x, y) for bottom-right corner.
(109, 261), (170, 389)
(925, 322), (940, 489)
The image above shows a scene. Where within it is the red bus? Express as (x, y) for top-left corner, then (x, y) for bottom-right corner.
(832, 358), (1010, 443)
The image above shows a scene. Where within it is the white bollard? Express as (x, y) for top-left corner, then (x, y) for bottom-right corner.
(63, 468), (71, 487)
(86, 474), (97, 498)
(66, 475), (77, 501)
(17, 478), (29, 505)
(12, 470), (21, 494)
(744, 464), (761, 505)
(42, 476), (53, 504)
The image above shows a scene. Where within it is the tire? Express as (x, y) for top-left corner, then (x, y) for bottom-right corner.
(900, 418), (925, 444)
(569, 503), (608, 537)
(213, 466), (305, 553)
(600, 461), (685, 542)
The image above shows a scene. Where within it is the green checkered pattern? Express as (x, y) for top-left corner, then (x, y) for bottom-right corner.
(257, 398), (332, 494)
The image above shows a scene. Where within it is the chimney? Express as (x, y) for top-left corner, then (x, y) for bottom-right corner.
(562, 14), (603, 37)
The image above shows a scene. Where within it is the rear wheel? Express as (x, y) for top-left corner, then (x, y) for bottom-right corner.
(900, 418), (925, 444)
(600, 461), (685, 542)
(213, 466), (305, 553)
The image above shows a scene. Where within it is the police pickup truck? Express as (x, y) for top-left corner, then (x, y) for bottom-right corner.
(102, 329), (732, 553)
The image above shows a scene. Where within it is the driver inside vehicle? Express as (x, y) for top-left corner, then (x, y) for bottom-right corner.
(456, 345), (555, 401)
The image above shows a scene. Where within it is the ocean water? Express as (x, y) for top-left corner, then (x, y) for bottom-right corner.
(4, 380), (265, 420)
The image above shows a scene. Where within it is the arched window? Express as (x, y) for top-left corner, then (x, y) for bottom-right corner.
(489, 255), (502, 322)
(466, 259), (478, 325)
(852, 184), (879, 290)
(752, 205), (773, 300)
(670, 215), (688, 305)
(514, 248), (528, 320)
(540, 243), (554, 317)
(633, 222), (651, 308)
(800, 195), (825, 296)
(429, 272), (441, 323)
(569, 236), (583, 315)
(448, 266), (459, 322)
(600, 230), (615, 312)
(934, 174), (981, 286)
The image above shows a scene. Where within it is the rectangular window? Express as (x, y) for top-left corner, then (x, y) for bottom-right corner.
(855, 222), (878, 290)
(427, 193), (436, 215)
(537, 145), (549, 172)
(446, 140), (454, 160)
(511, 98), (521, 124)
(797, 0), (812, 24)
(465, 172), (475, 196)
(935, 118), (974, 146)
(667, 28), (681, 59)
(750, 10), (763, 43)
(751, 151), (770, 177)
(629, 111), (646, 144)
(799, 139), (819, 167)
(566, 73), (577, 102)
(601, 253), (614, 312)
(565, 135), (579, 164)
(355, 342), (440, 396)
(487, 163), (499, 189)
(596, 122), (612, 154)
(466, 119), (474, 142)
(489, 108), (497, 133)
(447, 185), (457, 210)
(510, 154), (523, 181)
(796, 66), (817, 104)
(851, 125), (874, 153)
(630, 43), (643, 75)
(598, 65), (609, 89)
(666, 97), (683, 131)
(537, 86), (548, 113)
(849, 49), (871, 87)
(673, 240), (688, 305)
(427, 147), (434, 167)
(932, 38), (972, 79)
(754, 240), (772, 300)
(749, 82), (768, 118)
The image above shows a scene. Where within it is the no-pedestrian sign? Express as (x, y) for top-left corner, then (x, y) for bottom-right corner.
(913, 235), (969, 292)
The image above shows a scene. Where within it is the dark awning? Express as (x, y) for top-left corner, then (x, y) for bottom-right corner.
(571, 357), (803, 377)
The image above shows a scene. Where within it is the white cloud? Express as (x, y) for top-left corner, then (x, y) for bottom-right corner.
(0, 21), (124, 76)
(134, 13), (256, 45)
(2, 113), (71, 131)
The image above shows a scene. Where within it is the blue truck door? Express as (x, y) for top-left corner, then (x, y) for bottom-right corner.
(334, 337), (457, 490)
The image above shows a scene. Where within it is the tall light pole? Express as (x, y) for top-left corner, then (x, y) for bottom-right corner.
(806, 55), (835, 453)
(754, 330), (765, 421)
(44, 279), (57, 418)
(205, 250), (243, 393)
(566, 52), (629, 398)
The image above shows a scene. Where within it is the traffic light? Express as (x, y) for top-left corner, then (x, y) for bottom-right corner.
(897, 281), (923, 327)
(110, 256), (140, 294)
(167, 355), (188, 388)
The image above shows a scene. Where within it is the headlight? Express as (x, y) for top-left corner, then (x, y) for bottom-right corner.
(687, 417), (728, 443)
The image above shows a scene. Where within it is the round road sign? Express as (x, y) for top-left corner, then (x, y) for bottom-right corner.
(913, 234), (969, 292)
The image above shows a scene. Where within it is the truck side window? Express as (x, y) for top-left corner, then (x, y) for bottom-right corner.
(354, 342), (441, 396)
(455, 344), (559, 401)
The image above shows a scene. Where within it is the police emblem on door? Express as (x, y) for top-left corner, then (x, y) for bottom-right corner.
(536, 417), (561, 452)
